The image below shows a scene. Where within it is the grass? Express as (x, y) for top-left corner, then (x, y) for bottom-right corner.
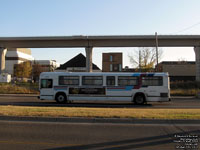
(170, 89), (199, 96)
(1, 106), (200, 119)
(0, 83), (39, 94)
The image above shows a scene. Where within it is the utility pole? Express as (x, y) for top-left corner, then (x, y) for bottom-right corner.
(139, 49), (141, 72)
(155, 32), (159, 72)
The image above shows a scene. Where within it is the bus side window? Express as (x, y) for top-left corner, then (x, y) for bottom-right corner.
(106, 76), (115, 86)
(41, 79), (53, 88)
(59, 76), (79, 85)
(82, 76), (103, 86)
(142, 76), (163, 86)
(118, 76), (138, 86)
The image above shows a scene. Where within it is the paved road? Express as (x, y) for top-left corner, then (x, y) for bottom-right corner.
(0, 95), (200, 108)
(0, 95), (200, 149)
(0, 120), (199, 150)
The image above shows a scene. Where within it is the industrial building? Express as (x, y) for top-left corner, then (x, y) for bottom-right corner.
(5, 48), (60, 78)
(157, 61), (196, 81)
(33, 60), (60, 72)
(5, 48), (34, 75)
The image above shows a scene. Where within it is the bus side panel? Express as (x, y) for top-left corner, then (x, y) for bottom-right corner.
(40, 95), (54, 100)
(54, 88), (68, 100)
(68, 96), (132, 102)
(106, 86), (134, 97)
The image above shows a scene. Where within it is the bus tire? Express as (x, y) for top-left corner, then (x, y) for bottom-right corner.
(134, 93), (145, 105)
(55, 93), (67, 104)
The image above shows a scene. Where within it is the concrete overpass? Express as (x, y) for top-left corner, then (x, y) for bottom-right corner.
(0, 35), (200, 80)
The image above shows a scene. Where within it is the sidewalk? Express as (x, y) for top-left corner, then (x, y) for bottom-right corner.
(0, 115), (200, 124)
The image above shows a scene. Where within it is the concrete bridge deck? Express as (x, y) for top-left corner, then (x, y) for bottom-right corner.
(0, 35), (200, 79)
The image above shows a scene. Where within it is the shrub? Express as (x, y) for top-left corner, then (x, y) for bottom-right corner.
(170, 81), (200, 89)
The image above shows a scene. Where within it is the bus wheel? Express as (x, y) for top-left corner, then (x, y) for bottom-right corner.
(134, 94), (145, 105)
(56, 93), (67, 104)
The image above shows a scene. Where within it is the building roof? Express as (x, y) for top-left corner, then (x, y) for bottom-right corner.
(57, 53), (100, 70)
(159, 61), (195, 65)
(103, 52), (122, 54)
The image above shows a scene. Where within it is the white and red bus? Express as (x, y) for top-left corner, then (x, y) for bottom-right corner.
(38, 72), (170, 104)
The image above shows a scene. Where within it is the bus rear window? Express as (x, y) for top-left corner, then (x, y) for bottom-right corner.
(118, 76), (138, 86)
(41, 79), (53, 88)
(142, 76), (163, 86)
(59, 76), (79, 85)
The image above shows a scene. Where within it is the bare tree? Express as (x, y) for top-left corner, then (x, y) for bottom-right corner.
(128, 47), (163, 72)
(32, 63), (44, 82)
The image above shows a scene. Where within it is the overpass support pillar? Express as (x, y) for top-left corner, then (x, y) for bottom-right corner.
(0, 48), (7, 74)
(194, 46), (200, 81)
(85, 47), (93, 72)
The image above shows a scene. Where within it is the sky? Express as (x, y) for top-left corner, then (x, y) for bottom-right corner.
(0, 0), (200, 68)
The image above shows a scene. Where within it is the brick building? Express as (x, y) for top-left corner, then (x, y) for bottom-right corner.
(102, 53), (122, 72)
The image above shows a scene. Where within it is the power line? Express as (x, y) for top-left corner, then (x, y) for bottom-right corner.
(173, 21), (200, 34)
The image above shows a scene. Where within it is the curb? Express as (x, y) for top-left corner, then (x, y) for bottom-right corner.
(0, 94), (38, 97)
(0, 116), (200, 124)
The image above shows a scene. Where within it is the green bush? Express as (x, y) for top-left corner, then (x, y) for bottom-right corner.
(170, 81), (200, 89)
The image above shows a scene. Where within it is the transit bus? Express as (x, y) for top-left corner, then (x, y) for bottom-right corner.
(38, 72), (170, 105)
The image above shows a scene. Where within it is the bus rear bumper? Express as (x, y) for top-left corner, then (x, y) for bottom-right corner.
(146, 97), (170, 102)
